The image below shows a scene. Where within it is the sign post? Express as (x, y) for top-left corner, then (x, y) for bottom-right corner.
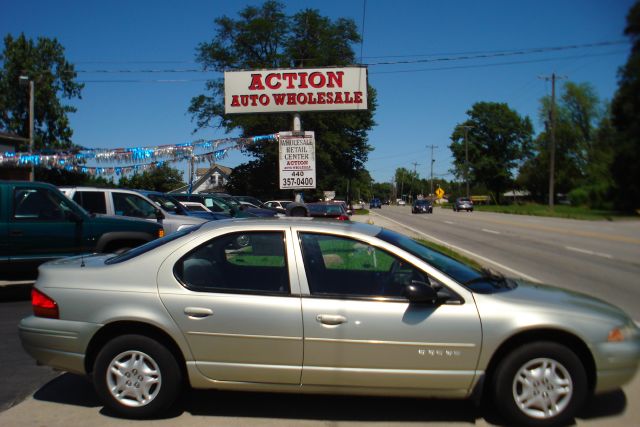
(279, 131), (316, 190)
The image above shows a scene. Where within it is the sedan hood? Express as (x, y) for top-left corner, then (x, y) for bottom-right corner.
(491, 280), (630, 323)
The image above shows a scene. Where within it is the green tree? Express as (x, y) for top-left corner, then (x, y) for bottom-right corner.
(0, 34), (83, 152)
(450, 102), (533, 203)
(518, 82), (612, 206)
(189, 1), (376, 200)
(611, 1), (640, 211)
(118, 164), (185, 192)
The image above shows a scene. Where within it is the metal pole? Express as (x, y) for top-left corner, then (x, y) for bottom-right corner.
(461, 126), (472, 199)
(549, 73), (556, 209)
(427, 144), (437, 196)
(28, 80), (34, 181)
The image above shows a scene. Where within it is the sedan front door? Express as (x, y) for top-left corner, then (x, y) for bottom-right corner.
(296, 231), (482, 394)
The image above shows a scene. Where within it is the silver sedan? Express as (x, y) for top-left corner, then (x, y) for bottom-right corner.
(19, 218), (639, 426)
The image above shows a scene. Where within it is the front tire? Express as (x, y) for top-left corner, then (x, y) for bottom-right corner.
(93, 334), (182, 418)
(492, 341), (587, 427)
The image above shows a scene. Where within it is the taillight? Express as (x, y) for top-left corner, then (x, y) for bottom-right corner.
(337, 215), (349, 221)
(31, 288), (59, 319)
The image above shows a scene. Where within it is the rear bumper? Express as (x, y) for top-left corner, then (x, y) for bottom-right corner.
(19, 316), (102, 375)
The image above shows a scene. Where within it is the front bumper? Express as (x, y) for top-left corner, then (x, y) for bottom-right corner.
(19, 316), (102, 375)
(592, 337), (640, 393)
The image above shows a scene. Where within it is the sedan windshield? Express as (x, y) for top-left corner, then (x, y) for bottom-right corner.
(376, 228), (482, 286)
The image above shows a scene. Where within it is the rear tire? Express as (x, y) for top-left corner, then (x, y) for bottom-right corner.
(93, 334), (182, 418)
(492, 341), (587, 427)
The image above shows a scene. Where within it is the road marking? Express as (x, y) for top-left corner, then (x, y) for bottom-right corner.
(373, 213), (541, 283)
(466, 215), (640, 245)
(481, 228), (501, 235)
(444, 221), (455, 225)
(565, 246), (613, 259)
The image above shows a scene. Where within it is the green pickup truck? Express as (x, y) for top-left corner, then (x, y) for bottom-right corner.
(0, 181), (164, 280)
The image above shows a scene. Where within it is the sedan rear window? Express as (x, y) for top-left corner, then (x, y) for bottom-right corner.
(105, 224), (203, 264)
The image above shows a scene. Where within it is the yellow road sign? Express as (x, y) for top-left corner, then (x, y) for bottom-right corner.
(435, 187), (445, 199)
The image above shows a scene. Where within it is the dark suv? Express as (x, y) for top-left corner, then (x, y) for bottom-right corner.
(369, 198), (382, 209)
(412, 199), (433, 214)
(0, 181), (163, 280)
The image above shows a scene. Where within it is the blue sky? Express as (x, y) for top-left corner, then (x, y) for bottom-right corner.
(1, 0), (634, 187)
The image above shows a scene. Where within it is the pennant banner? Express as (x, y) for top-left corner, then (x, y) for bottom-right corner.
(0, 134), (278, 176)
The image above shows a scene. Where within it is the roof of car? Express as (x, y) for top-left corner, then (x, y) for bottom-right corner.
(198, 216), (381, 236)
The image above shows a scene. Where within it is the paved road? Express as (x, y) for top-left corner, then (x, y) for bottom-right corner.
(369, 206), (640, 319)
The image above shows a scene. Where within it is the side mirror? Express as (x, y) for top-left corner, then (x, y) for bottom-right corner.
(155, 209), (165, 221)
(403, 280), (448, 304)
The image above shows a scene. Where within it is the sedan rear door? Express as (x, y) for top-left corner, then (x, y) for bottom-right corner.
(157, 227), (303, 384)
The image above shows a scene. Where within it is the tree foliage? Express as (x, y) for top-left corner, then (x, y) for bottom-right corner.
(517, 82), (617, 207)
(0, 34), (83, 152)
(450, 102), (533, 203)
(611, 1), (640, 211)
(117, 164), (185, 192)
(189, 1), (376, 200)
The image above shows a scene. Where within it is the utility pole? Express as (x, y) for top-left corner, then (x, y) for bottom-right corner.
(411, 161), (419, 203)
(19, 76), (35, 181)
(427, 144), (437, 196)
(539, 73), (565, 209)
(460, 125), (473, 198)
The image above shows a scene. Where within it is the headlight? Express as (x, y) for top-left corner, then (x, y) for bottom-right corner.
(608, 321), (639, 342)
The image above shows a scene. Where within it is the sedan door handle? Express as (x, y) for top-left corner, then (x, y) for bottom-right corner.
(184, 307), (213, 318)
(316, 314), (347, 325)
(9, 230), (23, 237)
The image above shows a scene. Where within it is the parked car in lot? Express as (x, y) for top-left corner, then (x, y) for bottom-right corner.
(171, 193), (255, 218)
(306, 202), (350, 220)
(0, 181), (163, 280)
(397, 199), (406, 206)
(135, 190), (229, 221)
(412, 199), (433, 214)
(369, 198), (382, 209)
(214, 193), (279, 217)
(60, 187), (207, 234)
(264, 200), (293, 211)
(19, 218), (640, 425)
(453, 197), (474, 212)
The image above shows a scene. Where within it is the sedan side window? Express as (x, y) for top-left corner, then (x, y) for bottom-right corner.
(299, 232), (426, 298)
(175, 231), (289, 295)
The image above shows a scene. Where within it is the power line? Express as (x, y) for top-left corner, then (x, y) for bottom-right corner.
(370, 50), (627, 75)
(365, 40), (627, 66)
(73, 40), (627, 74)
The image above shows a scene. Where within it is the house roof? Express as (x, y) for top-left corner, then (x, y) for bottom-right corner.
(170, 163), (233, 193)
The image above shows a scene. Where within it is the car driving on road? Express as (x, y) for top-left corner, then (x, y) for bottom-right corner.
(19, 219), (640, 426)
(453, 197), (474, 212)
(412, 199), (433, 214)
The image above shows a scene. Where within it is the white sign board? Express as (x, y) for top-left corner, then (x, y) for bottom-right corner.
(225, 67), (368, 114)
(279, 131), (316, 189)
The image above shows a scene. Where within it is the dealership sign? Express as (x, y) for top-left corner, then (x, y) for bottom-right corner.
(225, 67), (368, 114)
(279, 131), (315, 189)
